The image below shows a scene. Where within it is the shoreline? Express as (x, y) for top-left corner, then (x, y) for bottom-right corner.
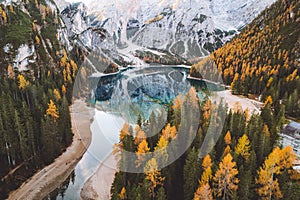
(80, 152), (118, 200)
(213, 90), (263, 114)
(8, 100), (93, 200)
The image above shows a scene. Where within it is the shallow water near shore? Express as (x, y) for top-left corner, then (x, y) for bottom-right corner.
(47, 66), (224, 199)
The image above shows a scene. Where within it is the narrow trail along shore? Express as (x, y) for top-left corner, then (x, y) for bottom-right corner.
(8, 100), (92, 200)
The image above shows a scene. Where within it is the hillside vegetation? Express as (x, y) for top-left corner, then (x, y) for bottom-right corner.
(191, 0), (300, 118)
(110, 88), (299, 200)
(0, 0), (83, 198)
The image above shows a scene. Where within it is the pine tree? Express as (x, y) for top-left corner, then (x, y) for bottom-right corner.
(194, 184), (213, 200)
(136, 139), (150, 168)
(46, 99), (59, 122)
(256, 146), (296, 200)
(154, 135), (169, 167)
(53, 89), (61, 101)
(257, 124), (271, 165)
(156, 187), (167, 200)
(224, 131), (232, 146)
(237, 167), (253, 200)
(7, 64), (15, 79)
(18, 74), (29, 90)
(35, 35), (40, 45)
(256, 147), (283, 200)
(135, 128), (146, 145)
(144, 158), (165, 198)
(119, 187), (126, 200)
(184, 148), (200, 200)
(200, 155), (213, 185)
(213, 153), (239, 200)
(120, 123), (130, 141)
(162, 123), (177, 140)
(235, 134), (251, 162)
(62, 84), (67, 95)
(194, 155), (213, 200)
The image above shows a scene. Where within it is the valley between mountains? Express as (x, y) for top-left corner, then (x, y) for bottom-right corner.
(0, 0), (299, 199)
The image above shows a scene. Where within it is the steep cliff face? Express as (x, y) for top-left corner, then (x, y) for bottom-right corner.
(57, 0), (276, 63)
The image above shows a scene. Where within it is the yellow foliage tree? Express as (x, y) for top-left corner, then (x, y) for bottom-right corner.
(67, 74), (72, 84)
(9, 4), (14, 13)
(46, 100), (59, 121)
(7, 64), (14, 79)
(173, 93), (183, 109)
(235, 134), (251, 161)
(0, 7), (7, 24)
(32, 22), (37, 32)
(53, 89), (61, 101)
(194, 184), (213, 200)
(256, 147), (282, 200)
(278, 146), (296, 169)
(224, 131), (232, 145)
(200, 154), (213, 185)
(154, 135), (169, 164)
(134, 129), (146, 145)
(63, 69), (67, 82)
(162, 123), (177, 140)
(213, 153), (239, 199)
(203, 100), (211, 122)
(35, 35), (40, 45)
(256, 146), (296, 200)
(194, 155), (213, 200)
(2, 10), (7, 24)
(223, 145), (231, 157)
(18, 74), (29, 90)
(120, 123), (130, 141)
(144, 158), (165, 198)
(62, 85), (67, 95)
(136, 139), (150, 167)
(119, 187), (126, 200)
(264, 96), (273, 107)
(266, 77), (273, 88)
(70, 60), (78, 77)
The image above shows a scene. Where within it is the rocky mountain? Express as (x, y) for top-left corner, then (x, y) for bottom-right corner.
(191, 0), (300, 117)
(57, 0), (276, 65)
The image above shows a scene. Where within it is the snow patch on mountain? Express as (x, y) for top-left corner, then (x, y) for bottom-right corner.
(14, 44), (36, 71)
(59, 0), (276, 64)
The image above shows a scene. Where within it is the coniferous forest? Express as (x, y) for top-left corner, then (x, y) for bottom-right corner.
(110, 87), (300, 200)
(0, 0), (299, 199)
(0, 0), (83, 198)
(111, 0), (300, 200)
(191, 0), (300, 118)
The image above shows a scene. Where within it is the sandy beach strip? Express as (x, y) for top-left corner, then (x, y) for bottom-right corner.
(80, 152), (118, 200)
(213, 90), (263, 114)
(79, 90), (263, 200)
(8, 100), (93, 200)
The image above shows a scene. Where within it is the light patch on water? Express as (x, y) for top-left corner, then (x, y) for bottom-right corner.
(56, 108), (124, 199)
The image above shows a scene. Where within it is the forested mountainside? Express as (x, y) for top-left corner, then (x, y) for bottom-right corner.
(110, 88), (300, 200)
(0, 0), (83, 198)
(191, 0), (300, 118)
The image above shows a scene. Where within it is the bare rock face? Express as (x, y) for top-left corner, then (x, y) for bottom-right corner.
(60, 0), (276, 60)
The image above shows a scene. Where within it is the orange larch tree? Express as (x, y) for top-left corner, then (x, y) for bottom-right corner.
(213, 153), (239, 200)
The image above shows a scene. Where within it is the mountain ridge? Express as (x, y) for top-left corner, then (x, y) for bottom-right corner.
(57, 0), (277, 64)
